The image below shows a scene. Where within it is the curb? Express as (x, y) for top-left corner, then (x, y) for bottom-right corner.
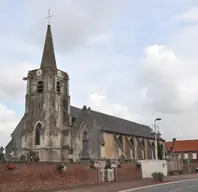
(118, 177), (198, 192)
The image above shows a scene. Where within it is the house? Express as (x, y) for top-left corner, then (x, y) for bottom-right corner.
(166, 140), (198, 160)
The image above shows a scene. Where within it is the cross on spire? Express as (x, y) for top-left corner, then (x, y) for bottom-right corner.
(45, 9), (53, 25)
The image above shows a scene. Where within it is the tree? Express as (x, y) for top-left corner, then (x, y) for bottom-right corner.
(0, 146), (5, 161)
(157, 142), (163, 160)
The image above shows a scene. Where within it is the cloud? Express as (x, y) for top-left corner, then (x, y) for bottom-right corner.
(0, 103), (20, 147)
(88, 93), (142, 123)
(137, 44), (198, 114)
(178, 7), (198, 23)
(21, 0), (124, 52)
(0, 61), (33, 101)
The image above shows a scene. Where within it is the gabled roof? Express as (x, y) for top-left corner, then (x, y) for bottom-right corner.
(166, 140), (198, 152)
(40, 25), (57, 70)
(70, 106), (164, 140)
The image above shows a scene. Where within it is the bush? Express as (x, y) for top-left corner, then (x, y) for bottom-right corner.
(152, 172), (164, 182)
(178, 170), (183, 174)
(168, 171), (174, 175)
(34, 155), (40, 162)
(56, 163), (66, 173)
(136, 162), (141, 168)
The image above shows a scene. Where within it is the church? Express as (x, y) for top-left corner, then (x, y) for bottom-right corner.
(5, 24), (165, 162)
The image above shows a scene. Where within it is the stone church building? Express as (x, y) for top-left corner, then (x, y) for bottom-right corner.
(5, 24), (165, 162)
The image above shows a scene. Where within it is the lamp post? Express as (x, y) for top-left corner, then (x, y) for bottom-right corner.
(151, 118), (162, 160)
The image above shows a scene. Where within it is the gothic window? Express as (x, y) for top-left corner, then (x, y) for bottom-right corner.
(57, 81), (61, 95)
(35, 123), (41, 145)
(37, 81), (43, 93)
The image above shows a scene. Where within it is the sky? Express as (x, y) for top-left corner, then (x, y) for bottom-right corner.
(1, 0), (198, 147)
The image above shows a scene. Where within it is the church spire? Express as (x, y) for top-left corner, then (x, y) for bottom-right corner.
(40, 24), (57, 70)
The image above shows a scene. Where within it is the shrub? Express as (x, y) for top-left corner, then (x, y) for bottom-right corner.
(136, 162), (141, 168)
(89, 159), (95, 164)
(152, 172), (164, 182)
(88, 164), (95, 170)
(178, 170), (183, 174)
(56, 163), (66, 173)
(168, 171), (174, 175)
(68, 154), (74, 162)
(152, 172), (158, 180)
(34, 155), (40, 162)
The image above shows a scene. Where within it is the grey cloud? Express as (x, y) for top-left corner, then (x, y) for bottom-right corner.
(20, 0), (124, 52)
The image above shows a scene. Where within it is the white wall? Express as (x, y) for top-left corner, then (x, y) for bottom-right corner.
(138, 160), (168, 179)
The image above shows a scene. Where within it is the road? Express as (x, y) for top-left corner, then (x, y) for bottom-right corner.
(121, 178), (198, 192)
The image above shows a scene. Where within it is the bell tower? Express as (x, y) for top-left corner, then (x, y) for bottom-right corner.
(21, 24), (71, 161)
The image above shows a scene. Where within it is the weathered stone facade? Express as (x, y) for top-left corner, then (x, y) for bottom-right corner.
(5, 24), (165, 162)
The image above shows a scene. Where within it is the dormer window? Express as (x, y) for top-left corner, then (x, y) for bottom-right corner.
(57, 81), (61, 95)
(37, 81), (43, 93)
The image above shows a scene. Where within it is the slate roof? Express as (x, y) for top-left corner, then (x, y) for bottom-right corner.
(40, 25), (57, 70)
(70, 106), (164, 140)
(166, 140), (198, 152)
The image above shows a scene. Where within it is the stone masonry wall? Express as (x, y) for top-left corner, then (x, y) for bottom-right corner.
(0, 162), (141, 192)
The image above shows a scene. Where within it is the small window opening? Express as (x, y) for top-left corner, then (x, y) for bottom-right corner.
(35, 123), (41, 145)
(37, 81), (43, 93)
(57, 81), (61, 94)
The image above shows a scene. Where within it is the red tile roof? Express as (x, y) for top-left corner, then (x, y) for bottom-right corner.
(166, 140), (198, 152)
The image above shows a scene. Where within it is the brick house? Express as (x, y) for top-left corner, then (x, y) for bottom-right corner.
(166, 140), (198, 160)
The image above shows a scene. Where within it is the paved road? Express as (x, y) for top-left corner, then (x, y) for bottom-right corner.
(123, 178), (198, 192)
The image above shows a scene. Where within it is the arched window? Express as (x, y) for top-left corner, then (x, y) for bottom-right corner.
(57, 81), (61, 94)
(37, 81), (43, 93)
(35, 123), (41, 145)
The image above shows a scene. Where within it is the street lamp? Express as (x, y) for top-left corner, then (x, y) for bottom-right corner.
(151, 118), (162, 160)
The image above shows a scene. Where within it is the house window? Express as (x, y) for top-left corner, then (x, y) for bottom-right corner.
(184, 153), (188, 159)
(178, 153), (181, 159)
(193, 153), (197, 159)
(35, 123), (41, 145)
(57, 81), (61, 94)
(37, 81), (43, 93)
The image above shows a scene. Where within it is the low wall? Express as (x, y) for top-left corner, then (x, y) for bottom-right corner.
(139, 160), (167, 179)
(183, 160), (198, 173)
(117, 163), (142, 181)
(0, 162), (141, 192)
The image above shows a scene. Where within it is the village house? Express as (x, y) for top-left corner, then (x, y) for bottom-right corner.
(166, 140), (198, 160)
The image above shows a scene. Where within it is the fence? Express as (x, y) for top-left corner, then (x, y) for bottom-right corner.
(166, 156), (183, 172)
(98, 168), (117, 183)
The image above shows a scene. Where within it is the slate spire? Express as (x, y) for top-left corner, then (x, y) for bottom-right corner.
(40, 24), (57, 69)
